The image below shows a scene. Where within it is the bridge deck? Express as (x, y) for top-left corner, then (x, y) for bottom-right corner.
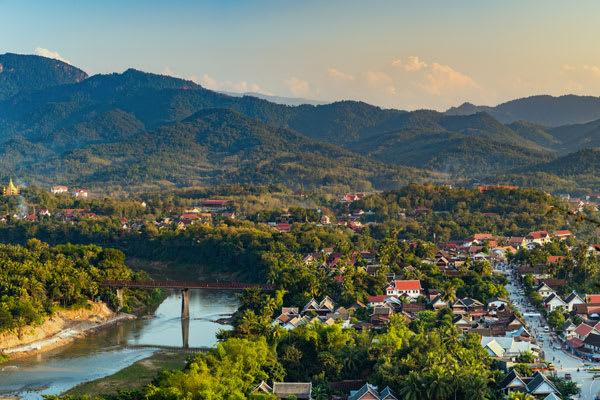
(101, 280), (274, 290)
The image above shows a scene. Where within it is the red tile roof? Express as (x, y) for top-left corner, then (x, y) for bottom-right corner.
(574, 323), (595, 337)
(555, 230), (571, 236)
(391, 280), (422, 290)
(368, 295), (389, 303)
(587, 295), (600, 304)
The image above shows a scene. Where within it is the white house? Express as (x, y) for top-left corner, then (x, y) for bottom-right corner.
(536, 282), (555, 299)
(564, 292), (585, 312)
(384, 280), (422, 299)
(487, 297), (510, 309)
(543, 293), (567, 312)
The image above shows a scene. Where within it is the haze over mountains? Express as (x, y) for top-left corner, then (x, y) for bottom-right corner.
(2, 53), (600, 194)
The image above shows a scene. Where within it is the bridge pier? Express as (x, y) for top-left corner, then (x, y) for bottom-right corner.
(181, 315), (189, 348)
(116, 287), (124, 310)
(181, 288), (189, 319)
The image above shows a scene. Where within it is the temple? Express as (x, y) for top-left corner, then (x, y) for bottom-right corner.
(3, 178), (20, 196)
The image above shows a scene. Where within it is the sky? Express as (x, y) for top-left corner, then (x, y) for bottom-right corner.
(2, 0), (600, 110)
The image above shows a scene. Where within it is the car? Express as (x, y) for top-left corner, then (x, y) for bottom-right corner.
(593, 374), (600, 380)
(554, 345), (562, 350)
(565, 373), (572, 380)
(544, 326), (550, 332)
(548, 363), (555, 370)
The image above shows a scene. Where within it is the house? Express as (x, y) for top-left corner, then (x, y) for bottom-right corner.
(562, 320), (578, 338)
(430, 295), (448, 309)
(272, 382), (313, 399)
(536, 282), (555, 299)
(543, 293), (567, 312)
(384, 280), (422, 299)
(51, 186), (68, 194)
(367, 295), (389, 308)
(586, 295), (600, 304)
(554, 230), (572, 240)
(451, 298), (484, 315)
(453, 315), (472, 331)
(370, 306), (393, 325)
(526, 371), (561, 397)
(574, 323), (598, 341)
(525, 231), (551, 247)
(564, 292), (585, 312)
(547, 256), (565, 264)
(38, 209), (51, 216)
(276, 223), (292, 233)
(508, 237), (526, 249)
(201, 199), (232, 211)
(480, 336), (540, 360)
(348, 383), (397, 400)
(498, 369), (528, 394)
(73, 189), (88, 198)
(302, 296), (335, 316)
(487, 297), (510, 309)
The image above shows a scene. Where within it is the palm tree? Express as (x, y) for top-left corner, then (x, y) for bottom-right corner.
(397, 371), (424, 400)
(508, 392), (535, 400)
(464, 374), (490, 400)
(440, 281), (457, 305)
(425, 366), (453, 400)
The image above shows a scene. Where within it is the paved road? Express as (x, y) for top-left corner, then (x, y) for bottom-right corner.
(505, 270), (600, 399)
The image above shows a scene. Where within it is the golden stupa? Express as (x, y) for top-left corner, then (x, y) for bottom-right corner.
(3, 178), (19, 196)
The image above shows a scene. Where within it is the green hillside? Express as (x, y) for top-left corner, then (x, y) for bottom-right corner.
(17, 108), (434, 192)
(0, 53), (88, 100)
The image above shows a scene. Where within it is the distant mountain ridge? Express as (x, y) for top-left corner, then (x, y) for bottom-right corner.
(0, 53), (88, 100)
(220, 91), (327, 106)
(4, 53), (600, 194)
(446, 95), (600, 126)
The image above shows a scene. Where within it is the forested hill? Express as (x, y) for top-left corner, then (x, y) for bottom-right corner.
(19, 108), (432, 192)
(5, 53), (600, 193)
(0, 53), (88, 100)
(446, 94), (600, 126)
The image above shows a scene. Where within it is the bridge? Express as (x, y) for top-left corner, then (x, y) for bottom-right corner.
(101, 280), (274, 320)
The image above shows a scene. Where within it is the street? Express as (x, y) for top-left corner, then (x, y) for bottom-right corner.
(505, 271), (600, 399)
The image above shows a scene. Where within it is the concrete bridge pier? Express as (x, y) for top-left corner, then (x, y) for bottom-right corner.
(181, 315), (189, 348)
(181, 288), (189, 319)
(116, 287), (124, 310)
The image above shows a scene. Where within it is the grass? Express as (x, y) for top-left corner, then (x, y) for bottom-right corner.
(64, 351), (188, 397)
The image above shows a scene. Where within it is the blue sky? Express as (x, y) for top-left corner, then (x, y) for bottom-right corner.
(2, 0), (600, 110)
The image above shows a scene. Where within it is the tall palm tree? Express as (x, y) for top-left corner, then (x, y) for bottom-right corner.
(397, 371), (424, 400)
(425, 365), (453, 400)
(508, 392), (535, 400)
(440, 281), (457, 305)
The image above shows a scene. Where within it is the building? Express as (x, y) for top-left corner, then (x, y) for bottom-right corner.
(253, 382), (313, 399)
(51, 186), (68, 194)
(348, 383), (397, 400)
(525, 231), (551, 247)
(74, 189), (88, 198)
(2, 178), (19, 196)
(384, 280), (422, 299)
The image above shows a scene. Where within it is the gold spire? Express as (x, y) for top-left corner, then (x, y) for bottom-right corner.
(3, 178), (19, 196)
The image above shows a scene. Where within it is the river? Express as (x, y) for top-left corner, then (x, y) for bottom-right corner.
(0, 289), (239, 399)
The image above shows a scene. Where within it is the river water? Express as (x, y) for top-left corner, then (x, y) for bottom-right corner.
(0, 289), (239, 399)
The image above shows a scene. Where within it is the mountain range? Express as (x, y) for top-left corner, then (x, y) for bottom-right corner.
(2, 53), (600, 194)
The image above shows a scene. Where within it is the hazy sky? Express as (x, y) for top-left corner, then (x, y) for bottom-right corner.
(2, 0), (600, 110)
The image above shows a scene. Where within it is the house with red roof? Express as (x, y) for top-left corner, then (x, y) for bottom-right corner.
(526, 231), (551, 247)
(384, 280), (422, 299)
(201, 199), (232, 211)
(554, 230), (572, 240)
(276, 222), (292, 233)
(574, 323), (598, 341)
(586, 295), (600, 304)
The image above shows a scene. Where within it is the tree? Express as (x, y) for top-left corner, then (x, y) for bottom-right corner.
(548, 309), (566, 331)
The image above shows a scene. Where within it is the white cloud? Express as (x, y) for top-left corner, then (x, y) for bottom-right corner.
(391, 58), (403, 67)
(199, 74), (273, 95)
(284, 76), (310, 96)
(162, 66), (178, 77)
(421, 62), (480, 95)
(366, 71), (392, 86)
(34, 47), (71, 64)
(561, 64), (576, 73)
(402, 56), (428, 72)
(583, 65), (600, 78)
(327, 68), (355, 81)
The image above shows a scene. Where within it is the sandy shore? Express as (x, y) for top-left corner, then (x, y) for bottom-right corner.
(0, 302), (136, 360)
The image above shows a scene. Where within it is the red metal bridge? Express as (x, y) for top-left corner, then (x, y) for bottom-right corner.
(101, 280), (274, 290)
(101, 280), (274, 319)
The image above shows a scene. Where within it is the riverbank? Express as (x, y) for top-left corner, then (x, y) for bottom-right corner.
(63, 351), (188, 397)
(0, 302), (136, 360)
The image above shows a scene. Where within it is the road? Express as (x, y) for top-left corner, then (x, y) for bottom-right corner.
(505, 269), (600, 399)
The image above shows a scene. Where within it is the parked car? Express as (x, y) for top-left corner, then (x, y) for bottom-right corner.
(565, 373), (572, 380)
